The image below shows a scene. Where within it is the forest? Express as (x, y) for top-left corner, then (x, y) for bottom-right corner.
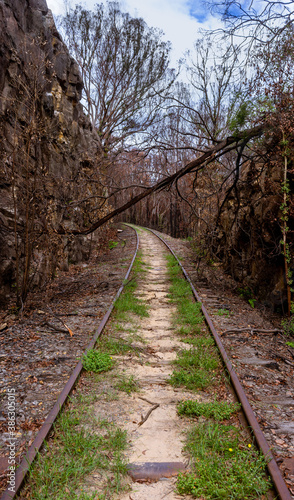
(0, 0), (294, 315)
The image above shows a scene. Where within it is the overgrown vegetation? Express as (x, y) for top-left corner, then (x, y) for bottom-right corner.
(177, 422), (271, 499)
(114, 250), (149, 320)
(166, 252), (271, 499)
(166, 253), (221, 390)
(96, 335), (140, 355)
(170, 347), (219, 390)
(177, 399), (240, 420)
(82, 350), (115, 373)
(19, 406), (128, 499)
(166, 254), (203, 336)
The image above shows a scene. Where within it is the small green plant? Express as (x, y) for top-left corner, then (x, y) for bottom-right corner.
(170, 346), (219, 391)
(82, 349), (115, 373)
(217, 308), (230, 317)
(174, 348), (219, 372)
(281, 316), (294, 337)
(237, 287), (256, 307)
(177, 399), (241, 420)
(181, 336), (215, 347)
(97, 336), (138, 355)
(170, 369), (213, 391)
(176, 422), (271, 499)
(248, 298), (256, 308)
(108, 240), (118, 250)
(115, 374), (139, 394)
(286, 341), (294, 348)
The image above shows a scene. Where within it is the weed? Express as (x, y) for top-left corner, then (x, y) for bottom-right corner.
(286, 341), (294, 348)
(282, 316), (294, 337)
(170, 345), (220, 391)
(19, 410), (128, 499)
(248, 298), (256, 309)
(174, 347), (219, 372)
(108, 240), (118, 250)
(114, 289), (148, 320)
(82, 349), (115, 373)
(166, 254), (203, 337)
(115, 374), (139, 394)
(217, 308), (230, 317)
(177, 399), (241, 420)
(105, 390), (119, 401)
(114, 250), (149, 320)
(97, 336), (138, 355)
(177, 422), (271, 499)
(170, 369), (213, 390)
(237, 287), (256, 308)
(180, 335), (215, 347)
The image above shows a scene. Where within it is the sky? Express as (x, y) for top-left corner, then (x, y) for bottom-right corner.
(46, 0), (223, 66)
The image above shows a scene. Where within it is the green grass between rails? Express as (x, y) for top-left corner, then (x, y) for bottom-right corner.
(114, 250), (149, 321)
(177, 399), (241, 420)
(166, 253), (221, 391)
(177, 422), (271, 499)
(19, 408), (128, 500)
(165, 252), (272, 499)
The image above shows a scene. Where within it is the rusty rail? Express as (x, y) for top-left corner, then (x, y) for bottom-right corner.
(0, 226), (139, 500)
(148, 227), (292, 500)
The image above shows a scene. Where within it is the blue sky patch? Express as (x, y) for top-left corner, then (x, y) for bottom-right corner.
(188, 0), (208, 23)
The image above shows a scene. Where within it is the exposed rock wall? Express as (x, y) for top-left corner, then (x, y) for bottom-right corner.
(215, 159), (293, 311)
(0, 0), (101, 306)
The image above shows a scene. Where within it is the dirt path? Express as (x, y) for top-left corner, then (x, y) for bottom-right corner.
(87, 229), (198, 499)
(118, 231), (191, 499)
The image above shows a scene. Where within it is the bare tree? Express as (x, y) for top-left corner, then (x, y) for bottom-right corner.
(185, 35), (248, 145)
(208, 0), (294, 59)
(60, 1), (174, 156)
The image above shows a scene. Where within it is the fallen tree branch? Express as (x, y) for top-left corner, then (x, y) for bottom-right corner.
(46, 306), (74, 337)
(221, 328), (283, 336)
(138, 403), (160, 427)
(59, 124), (265, 236)
(41, 321), (68, 333)
(138, 396), (159, 406)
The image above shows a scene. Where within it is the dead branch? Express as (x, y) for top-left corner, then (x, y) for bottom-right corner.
(46, 306), (74, 337)
(138, 403), (160, 427)
(41, 321), (68, 333)
(138, 396), (159, 406)
(60, 124), (265, 236)
(221, 328), (283, 336)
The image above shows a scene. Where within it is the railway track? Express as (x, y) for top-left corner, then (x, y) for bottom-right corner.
(1, 225), (292, 500)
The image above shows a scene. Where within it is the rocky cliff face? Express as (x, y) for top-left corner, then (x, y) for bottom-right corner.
(0, 0), (102, 306)
(215, 159), (292, 312)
